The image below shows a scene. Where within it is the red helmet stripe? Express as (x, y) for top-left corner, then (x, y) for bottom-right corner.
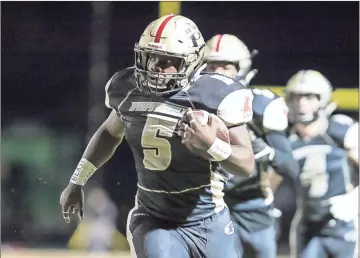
(215, 34), (223, 52)
(154, 14), (176, 43)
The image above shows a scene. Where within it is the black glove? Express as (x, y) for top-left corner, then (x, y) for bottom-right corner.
(251, 137), (274, 163)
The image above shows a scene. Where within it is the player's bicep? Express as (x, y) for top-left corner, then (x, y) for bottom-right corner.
(228, 125), (252, 151)
(104, 110), (126, 139)
(217, 88), (254, 127)
(262, 97), (289, 131)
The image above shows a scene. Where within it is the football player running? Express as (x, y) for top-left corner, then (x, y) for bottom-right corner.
(285, 70), (358, 258)
(203, 34), (299, 258)
(59, 15), (255, 258)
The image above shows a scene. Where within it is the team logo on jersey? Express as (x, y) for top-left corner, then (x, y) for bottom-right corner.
(224, 221), (235, 235)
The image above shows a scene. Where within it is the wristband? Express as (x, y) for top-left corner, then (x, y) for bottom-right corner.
(207, 138), (232, 162)
(70, 158), (97, 186)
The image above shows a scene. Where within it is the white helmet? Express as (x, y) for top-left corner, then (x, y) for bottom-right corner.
(284, 70), (333, 123)
(204, 34), (253, 78)
(134, 14), (205, 95)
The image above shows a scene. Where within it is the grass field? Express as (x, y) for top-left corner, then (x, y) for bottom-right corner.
(1, 249), (290, 258)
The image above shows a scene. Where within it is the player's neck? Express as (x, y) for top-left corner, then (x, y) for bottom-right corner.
(295, 116), (328, 141)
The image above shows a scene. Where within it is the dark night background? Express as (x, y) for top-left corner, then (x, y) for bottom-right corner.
(1, 0), (359, 253)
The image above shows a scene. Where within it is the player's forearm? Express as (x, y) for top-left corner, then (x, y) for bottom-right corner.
(69, 121), (124, 186)
(82, 124), (124, 168)
(265, 131), (299, 182)
(220, 145), (254, 177)
(267, 167), (284, 192)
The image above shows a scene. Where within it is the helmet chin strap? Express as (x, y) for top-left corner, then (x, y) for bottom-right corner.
(235, 49), (259, 86)
(192, 63), (207, 79)
(298, 108), (329, 125)
(296, 116), (328, 140)
(243, 69), (258, 86)
(299, 113), (317, 124)
(234, 68), (258, 86)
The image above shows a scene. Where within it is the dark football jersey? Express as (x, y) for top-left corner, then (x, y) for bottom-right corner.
(290, 114), (358, 237)
(225, 88), (289, 203)
(105, 67), (253, 223)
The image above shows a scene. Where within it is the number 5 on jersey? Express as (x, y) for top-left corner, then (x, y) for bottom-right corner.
(141, 115), (177, 171)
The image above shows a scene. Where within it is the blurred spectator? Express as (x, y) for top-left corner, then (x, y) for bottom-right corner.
(68, 187), (130, 251)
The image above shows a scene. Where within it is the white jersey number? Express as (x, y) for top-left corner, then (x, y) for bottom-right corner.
(300, 153), (329, 198)
(141, 115), (177, 171)
(294, 145), (332, 198)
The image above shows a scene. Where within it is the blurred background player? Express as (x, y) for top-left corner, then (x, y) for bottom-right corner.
(203, 34), (300, 258)
(284, 70), (358, 258)
(59, 15), (255, 258)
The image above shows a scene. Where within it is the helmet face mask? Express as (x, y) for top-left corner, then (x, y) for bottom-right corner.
(284, 70), (333, 124)
(134, 45), (188, 95)
(286, 93), (322, 123)
(134, 15), (205, 96)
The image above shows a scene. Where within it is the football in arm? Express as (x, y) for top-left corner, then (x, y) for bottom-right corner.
(198, 110), (230, 142)
(187, 109), (230, 143)
(211, 113), (231, 144)
(183, 109), (230, 142)
(183, 109), (230, 160)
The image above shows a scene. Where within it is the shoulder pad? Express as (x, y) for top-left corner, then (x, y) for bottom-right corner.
(105, 67), (137, 112)
(262, 97), (289, 131)
(251, 88), (288, 132)
(251, 88), (278, 115)
(188, 74), (253, 126)
(252, 88), (277, 100)
(327, 114), (358, 149)
(330, 114), (356, 126)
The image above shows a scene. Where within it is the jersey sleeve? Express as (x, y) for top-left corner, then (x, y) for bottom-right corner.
(217, 87), (254, 126)
(328, 114), (358, 150)
(262, 97), (289, 131)
(104, 74), (116, 110)
(104, 68), (137, 113)
(187, 73), (254, 127)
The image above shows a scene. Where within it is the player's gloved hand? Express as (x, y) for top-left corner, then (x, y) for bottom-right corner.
(178, 108), (217, 153)
(59, 183), (84, 223)
(328, 187), (358, 222)
(251, 137), (274, 163)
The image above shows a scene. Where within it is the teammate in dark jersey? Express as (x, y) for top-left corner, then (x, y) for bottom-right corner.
(59, 15), (255, 258)
(203, 34), (299, 258)
(284, 70), (358, 258)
